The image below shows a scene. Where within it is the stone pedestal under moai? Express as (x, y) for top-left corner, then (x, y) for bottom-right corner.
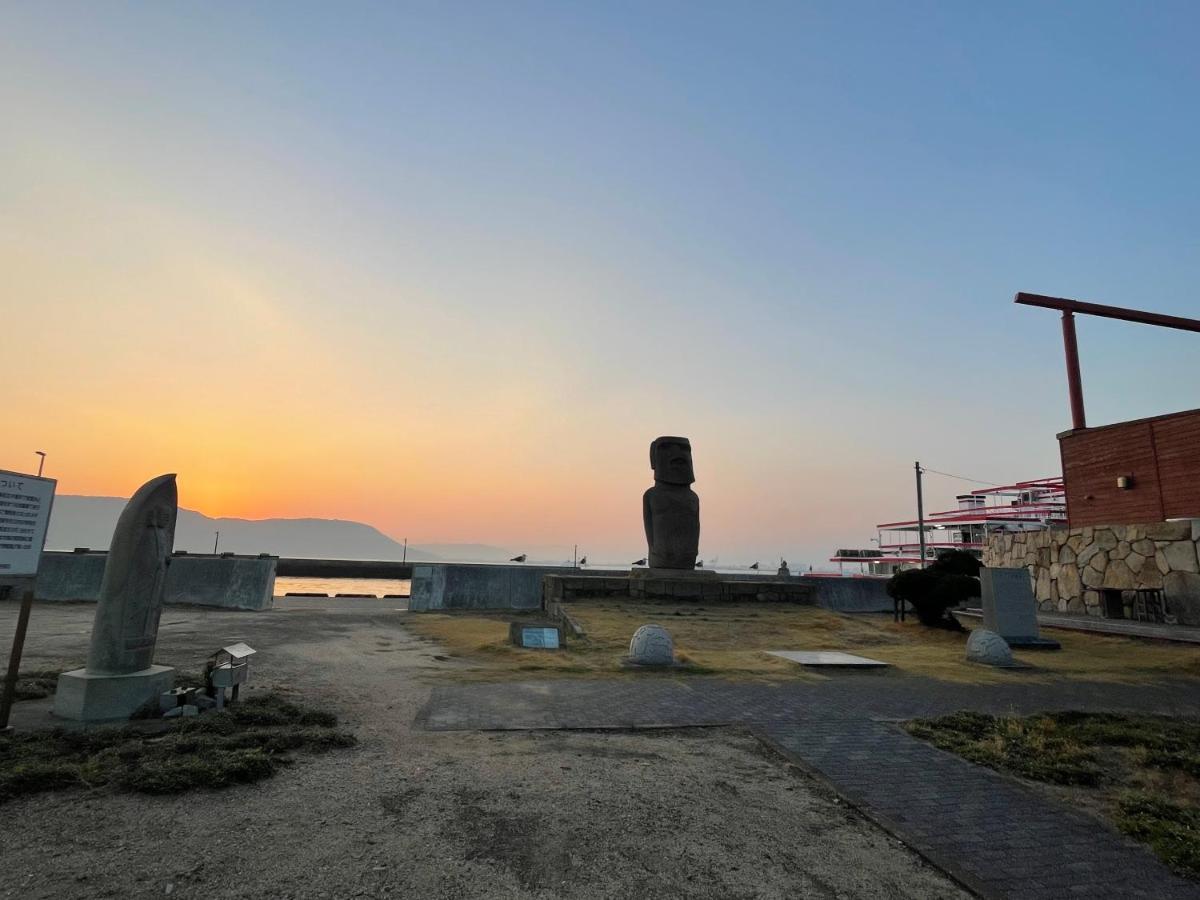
(54, 474), (178, 721)
(981, 567), (1060, 650)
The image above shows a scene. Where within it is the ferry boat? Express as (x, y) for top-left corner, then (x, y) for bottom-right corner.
(830, 477), (1067, 575)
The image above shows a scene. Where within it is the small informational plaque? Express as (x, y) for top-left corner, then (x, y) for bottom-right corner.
(0, 469), (56, 577)
(521, 627), (560, 649)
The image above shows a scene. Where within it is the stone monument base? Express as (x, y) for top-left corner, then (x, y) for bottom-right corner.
(625, 568), (813, 603)
(54, 665), (175, 722)
(1002, 635), (1062, 650)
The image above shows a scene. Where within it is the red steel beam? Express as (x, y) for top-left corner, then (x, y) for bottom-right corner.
(1015, 292), (1200, 432)
(1061, 310), (1087, 429)
(1015, 292), (1200, 333)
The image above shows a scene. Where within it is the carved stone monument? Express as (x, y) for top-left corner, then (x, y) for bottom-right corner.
(965, 629), (1016, 667)
(54, 474), (178, 721)
(981, 567), (1060, 649)
(627, 624), (675, 666)
(642, 436), (700, 570)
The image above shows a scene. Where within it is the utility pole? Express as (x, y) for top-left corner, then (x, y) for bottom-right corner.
(35, 451), (46, 477)
(914, 461), (927, 568)
(574, 544), (578, 569)
(213, 531), (220, 554)
(402, 538), (407, 564)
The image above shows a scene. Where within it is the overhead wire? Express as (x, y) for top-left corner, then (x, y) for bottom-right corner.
(918, 466), (998, 487)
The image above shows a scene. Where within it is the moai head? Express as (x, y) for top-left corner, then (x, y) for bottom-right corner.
(650, 436), (694, 486)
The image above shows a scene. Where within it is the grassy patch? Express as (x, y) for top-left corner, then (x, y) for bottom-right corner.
(0, 670), (61, 701)
(1116, 792), (1200, 879)
(0, 693), (355, 804)
(405, 600), (1200, 684)
(906, 711), (1200, 879)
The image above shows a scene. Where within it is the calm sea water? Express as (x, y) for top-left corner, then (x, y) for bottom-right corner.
(273, 576), (411, 598)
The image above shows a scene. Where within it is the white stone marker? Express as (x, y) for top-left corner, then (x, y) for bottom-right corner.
(980, 567), (1060, 649)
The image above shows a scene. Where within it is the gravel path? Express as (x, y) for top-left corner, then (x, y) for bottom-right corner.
(0, 599), (967, 899)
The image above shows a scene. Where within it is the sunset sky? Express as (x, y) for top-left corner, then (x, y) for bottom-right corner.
(4, 2), (1199, 565)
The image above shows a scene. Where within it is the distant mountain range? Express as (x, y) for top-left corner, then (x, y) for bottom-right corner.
(45, 496), (519, 563)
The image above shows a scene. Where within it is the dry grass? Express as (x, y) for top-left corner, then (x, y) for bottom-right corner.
(0, 693), (355, 804)
(405, 600), (1200, 684)
(907, 711), (1200, 879)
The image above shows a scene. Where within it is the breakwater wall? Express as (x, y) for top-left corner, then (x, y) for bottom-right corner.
(409, 562), (891, 613)
(36, 551), (277, 611)
(410, 563), (627, 611)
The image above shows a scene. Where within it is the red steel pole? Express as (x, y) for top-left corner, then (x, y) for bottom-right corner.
(1061, 311), (1086, 430)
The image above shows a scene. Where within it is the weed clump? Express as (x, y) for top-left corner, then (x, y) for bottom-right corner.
(906, 711), (1103, 785)
(0, 693), (354, 804)
(907, 711), (1200, 880)
(1116, 792), (1200, 879)
(0, 670), (60, 702)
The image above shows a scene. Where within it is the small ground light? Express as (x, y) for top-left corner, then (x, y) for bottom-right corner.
(205, 642), (257, 707)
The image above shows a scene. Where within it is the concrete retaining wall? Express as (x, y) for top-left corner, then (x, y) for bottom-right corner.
(409, 563), (626, 611)
(410, 562), (892, 613)
(166, 556), (277, 610)
(36, 552), (107, 602)
(800, 575), (892, 613)
(545, 573), (816, 603)
(35, 552), (277, 611)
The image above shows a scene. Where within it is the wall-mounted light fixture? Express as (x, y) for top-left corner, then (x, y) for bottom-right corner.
(1116, 475), (1134, 490)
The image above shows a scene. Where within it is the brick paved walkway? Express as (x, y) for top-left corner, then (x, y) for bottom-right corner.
(417, 676), (1200, 899)
(957, 608), (1200, 644)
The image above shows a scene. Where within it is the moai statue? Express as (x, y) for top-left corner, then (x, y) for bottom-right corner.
(55, 474), (178, 721)
(642, 436), (700, 570)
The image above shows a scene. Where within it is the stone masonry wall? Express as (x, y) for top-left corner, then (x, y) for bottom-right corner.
(985, 520), (1200, 625)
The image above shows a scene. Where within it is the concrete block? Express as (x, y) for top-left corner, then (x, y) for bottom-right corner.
(159, 687), (196, 712)
(55, 665), (175, 722)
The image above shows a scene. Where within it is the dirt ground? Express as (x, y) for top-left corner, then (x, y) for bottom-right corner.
(0, 598), (968, 899)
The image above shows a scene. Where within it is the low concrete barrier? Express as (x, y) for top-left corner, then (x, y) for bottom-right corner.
(409, 563), (892, 613)
(36, 552), (107, 603)
(409, 563), (626, 611)
(35, 552), (277, 611)
(167, 555), (277, 610)
(799, 575), (892, 613)
(544, 573), (816, 603)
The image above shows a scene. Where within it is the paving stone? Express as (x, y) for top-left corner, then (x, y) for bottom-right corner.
(417, 676), (1200, 899)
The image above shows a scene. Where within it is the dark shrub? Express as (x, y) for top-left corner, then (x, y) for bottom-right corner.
(886, 549), (981, 629)
(929, 548), (982, 578)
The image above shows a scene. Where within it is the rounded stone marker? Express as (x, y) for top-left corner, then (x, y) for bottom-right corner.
(628, 624), (675, 666)
(965, 629), (1015, 667)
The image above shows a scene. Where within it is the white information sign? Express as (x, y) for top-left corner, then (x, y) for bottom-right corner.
(0, 469), (56, 577)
